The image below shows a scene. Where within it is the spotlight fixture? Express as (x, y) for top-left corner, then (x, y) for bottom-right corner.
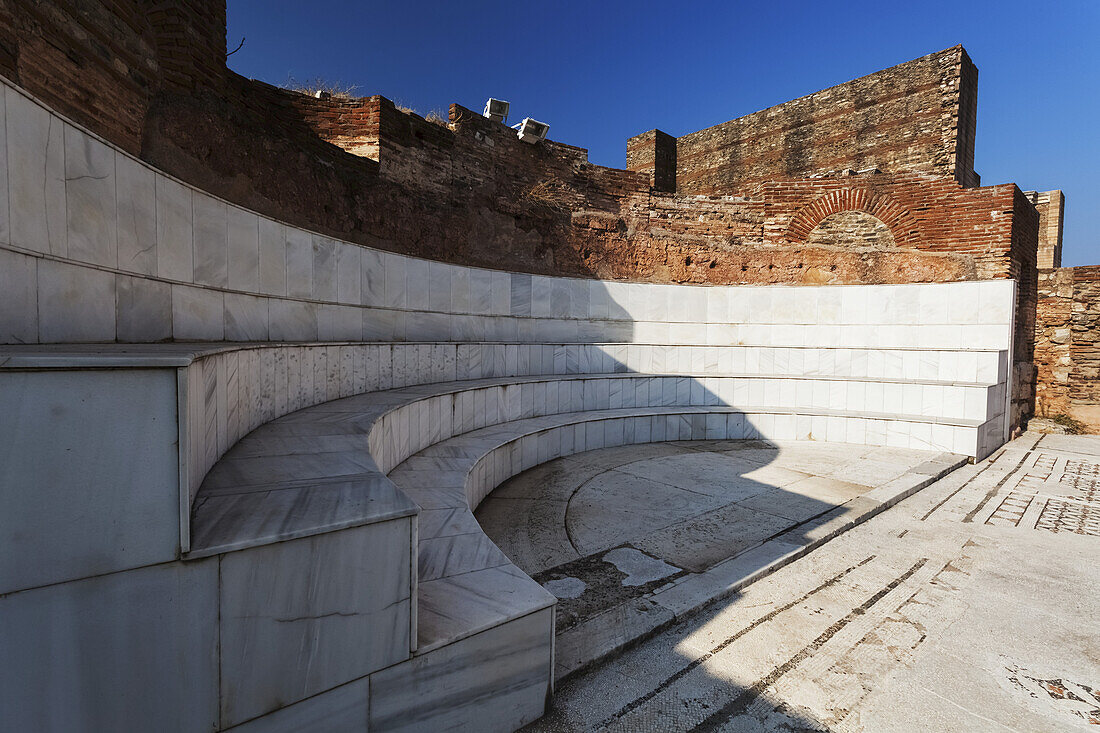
(514, 117), (549, 144)
(483, 98), (510, 123)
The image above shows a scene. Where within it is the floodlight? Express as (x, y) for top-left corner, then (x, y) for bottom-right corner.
(483, 98), (510, 123)
(515, 117), (549, 144)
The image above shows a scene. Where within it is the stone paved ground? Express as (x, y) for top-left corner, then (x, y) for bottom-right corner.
(477, 441), (953, 637)
(521, 432), (1100, 732)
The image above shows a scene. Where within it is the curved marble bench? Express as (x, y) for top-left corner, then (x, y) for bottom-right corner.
(184, 363), (1005, 731)
(177, 340), (1009, 537)
(189, 370), (1000, 557)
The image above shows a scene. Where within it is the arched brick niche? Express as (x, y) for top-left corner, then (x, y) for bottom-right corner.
(787, 189), (921, 249)
(807, 210), (896, 248)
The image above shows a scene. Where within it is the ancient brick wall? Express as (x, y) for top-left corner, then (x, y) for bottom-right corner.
(0, 0), (226, 154)
(629, 46), (980, 195)
(1024, 190), (1064, 269)
(1035, 266), (1100, 432)
(0, 4), (1035, 305)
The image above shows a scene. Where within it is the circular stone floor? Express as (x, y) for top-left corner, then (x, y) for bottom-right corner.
(476, 440), (947, 632)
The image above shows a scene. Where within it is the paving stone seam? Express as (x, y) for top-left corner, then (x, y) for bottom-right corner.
(687, 557), (930, 732)
(963, 437), (1043, 523)
(554, 460), (962, 682)
(595, 556), (877, 728)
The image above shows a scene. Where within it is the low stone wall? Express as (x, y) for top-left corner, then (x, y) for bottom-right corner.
(1035, 266), (1100, 432)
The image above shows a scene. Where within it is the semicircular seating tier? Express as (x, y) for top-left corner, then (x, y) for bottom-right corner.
(0, 78), (1016, 732)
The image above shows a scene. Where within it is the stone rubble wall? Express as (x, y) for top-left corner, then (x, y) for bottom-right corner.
(1035, 266), (1100, 432)
(629, 46), (981, 193)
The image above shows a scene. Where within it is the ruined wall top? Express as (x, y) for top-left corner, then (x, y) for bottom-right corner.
(628, 46), (980, 194)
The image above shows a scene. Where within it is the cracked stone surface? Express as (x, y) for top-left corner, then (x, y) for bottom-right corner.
(521, 432), (1100, 732)
(478, 440), (943, 634)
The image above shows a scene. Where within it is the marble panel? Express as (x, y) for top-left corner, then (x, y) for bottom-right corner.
(490, 270), (511, 316)
(0, 369), (180, 593)
(7, 89), (66, 255)
(451, 266), (470, 313)
(426, 260), (451, 312)
(318, 305), (363, 341)
(227, 206), (260, 292)
(0, 86), (7, 244)
(155, 175), (193, 282)
(285, 228), (313, 299)
(270, 299), (319, 341)
(64, 123), (116, 268)
(224, 292), (270, 341)
(311, 234), (337, 301)
(0, 559), (218, 733)
(219, 519), (412, 727)
(370, 606), (552, 733)
(334, 241), (361, 305)
(172, 285), (224, 341)
(115, 153), (157, 276)
(469, 268), (493, 315)
(257, 217), (287, 296)
(37, 258), (115, 342)
(192, 192), (228, 287)
(225, 678), (369, 733)
(116, 275), (172, 342)
(384, 253), (407, 309)
(0, 248), (37, 343)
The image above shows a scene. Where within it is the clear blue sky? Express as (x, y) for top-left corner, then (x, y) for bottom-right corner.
(227, 0), (1100, 266)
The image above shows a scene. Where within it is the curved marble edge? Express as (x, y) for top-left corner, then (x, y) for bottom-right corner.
(0, 340), (1009, 369)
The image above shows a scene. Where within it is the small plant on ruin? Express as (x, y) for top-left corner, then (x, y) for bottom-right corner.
(521, 180), (568, 213)
(424, 109), (450, 127)
(1046, 413), (1087, 435)
(282, 76), (359, 99)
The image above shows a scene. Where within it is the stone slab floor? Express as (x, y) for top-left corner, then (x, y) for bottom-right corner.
(478, 440), (955, 639)
(516, 432), (1100, 732)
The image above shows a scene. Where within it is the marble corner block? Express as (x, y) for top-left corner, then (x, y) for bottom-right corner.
(156, 175), (193, 282)
(64, 123), (116, 268)
(0, 559), (219, 733)
(116, 276), (172, 342)
(0, 369), (180, 594)
(115, 153), (157, 276)
(192, 192), (228, 288)
(37, 257), (116, 342)
(218, 519), (412, 728)
(0, 248), (37, 343)
(7, 88), (66, 256)
(369, 607), (553, 733)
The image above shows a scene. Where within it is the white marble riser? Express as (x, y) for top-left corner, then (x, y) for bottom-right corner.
(164, 341), (1008, 515)
(1, 77), (1014, 352)
(365, 375), (1005, 475)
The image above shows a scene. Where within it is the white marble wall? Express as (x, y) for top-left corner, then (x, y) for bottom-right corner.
(0, 369), (180, 595)
(0, 79), (1015, 352)
(0, 511), (413, 733)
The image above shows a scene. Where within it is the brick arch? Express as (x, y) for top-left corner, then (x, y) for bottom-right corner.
(787, 189), (922, 249)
